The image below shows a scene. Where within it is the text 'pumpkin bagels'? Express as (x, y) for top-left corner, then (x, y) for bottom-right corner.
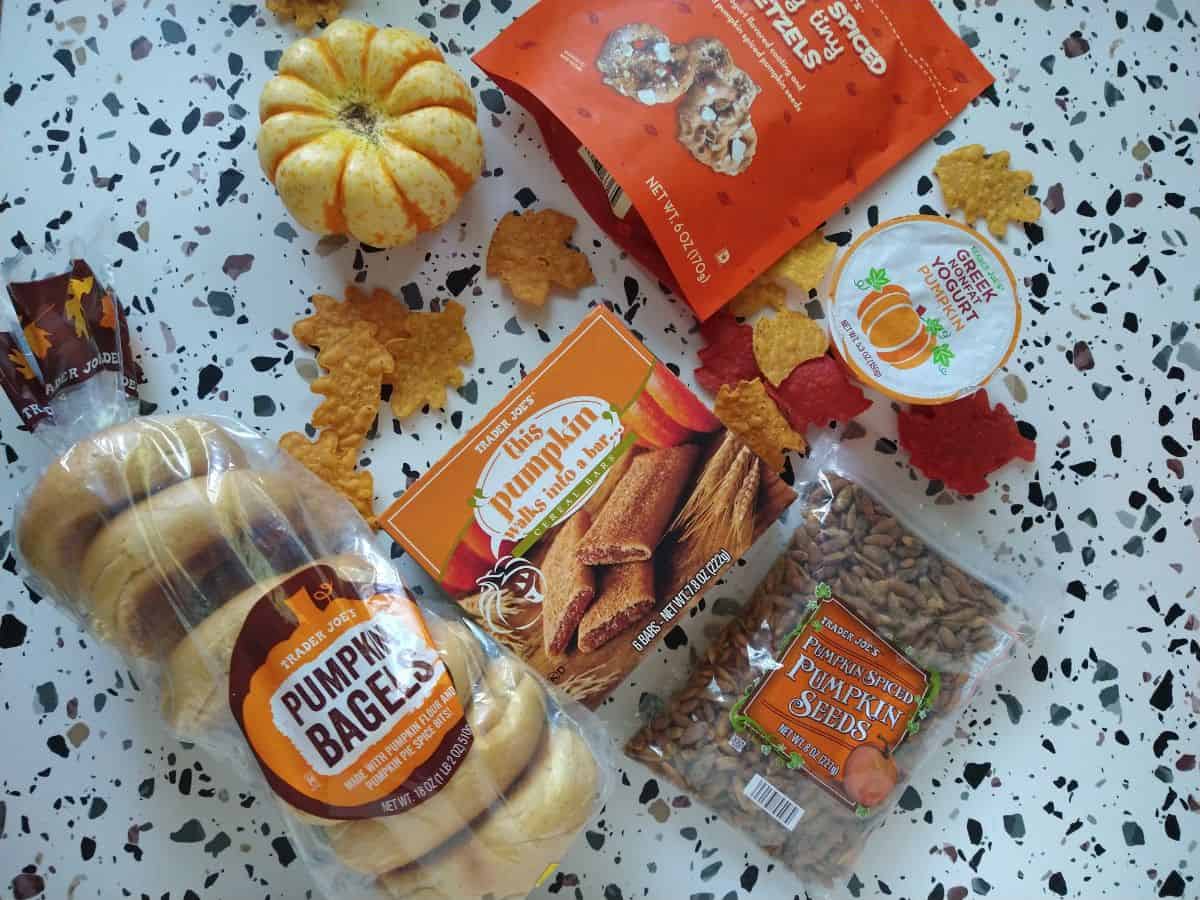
(258, 19), (483, 247)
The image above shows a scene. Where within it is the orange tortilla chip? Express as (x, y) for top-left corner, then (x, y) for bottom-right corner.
(345, 287), (413, 347)
(726, 276), (786, 318)
(279, 430), (376, 526)
(767, 231), (838, 293)
(384, 301), (474, 418)
(714, 379), (806, 471)
(310, 322), (394, 453)
(934, 144), (1042, 238)
(486, 210), (595, 306)
(266, 0), (344, 29)
(752, 310), (830, 386)
(293, 288), (410, 353)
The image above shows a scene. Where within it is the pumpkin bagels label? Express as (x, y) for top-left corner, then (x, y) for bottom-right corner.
(827, 216), (1020, 404)
(228, 564), (472, 820)
(733, 592), (935, 811)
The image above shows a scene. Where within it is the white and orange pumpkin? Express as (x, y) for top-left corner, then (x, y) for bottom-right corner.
(257, 19), (483, 247)
(856, 282), (935, 370)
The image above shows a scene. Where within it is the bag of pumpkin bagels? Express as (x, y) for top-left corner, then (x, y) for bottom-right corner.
(0, 252), (611, 900)
(475, 0), (994, 319)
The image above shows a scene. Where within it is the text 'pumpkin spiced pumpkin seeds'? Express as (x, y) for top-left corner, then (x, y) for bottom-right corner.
(258, 19), (483, 248)
(475, 1), (994, 320)
(827, 216), (1021, 405)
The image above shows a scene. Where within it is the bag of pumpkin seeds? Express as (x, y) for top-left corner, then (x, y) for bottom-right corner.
(627, 438), (1045, 892)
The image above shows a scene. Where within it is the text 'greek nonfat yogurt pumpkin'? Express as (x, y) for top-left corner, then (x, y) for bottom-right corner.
(827, 215), (1021, 405)
(258, 19), (484, 248)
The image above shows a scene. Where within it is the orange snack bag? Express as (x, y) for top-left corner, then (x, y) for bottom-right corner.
(475, 1), (993, 320)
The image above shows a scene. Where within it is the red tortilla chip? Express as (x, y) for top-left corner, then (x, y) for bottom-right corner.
(695, 313), (758, 395)
(770, 355), (872, 431)
(897, 390), (1036, 495)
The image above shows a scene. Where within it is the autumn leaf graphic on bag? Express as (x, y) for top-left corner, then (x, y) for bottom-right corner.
(7, 347), (35, 381)
(99, 293), (117, 330)
(23, 321), (53, 360)
(65, 276), (93, 338)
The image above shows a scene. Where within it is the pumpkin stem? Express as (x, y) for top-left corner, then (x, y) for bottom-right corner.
(339, 102), (379, 139)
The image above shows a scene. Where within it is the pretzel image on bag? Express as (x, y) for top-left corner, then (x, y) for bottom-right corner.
(1, 254), (609, 900)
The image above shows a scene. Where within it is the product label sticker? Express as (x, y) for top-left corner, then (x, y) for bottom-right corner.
(734, 587), (938, 811)
(382, 307), (796, 706)
(228, 564), (472, 820)
(827, 215), (1020, 405)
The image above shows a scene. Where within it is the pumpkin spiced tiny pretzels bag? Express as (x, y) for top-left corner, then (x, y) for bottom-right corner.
(475, 0), (994, 319)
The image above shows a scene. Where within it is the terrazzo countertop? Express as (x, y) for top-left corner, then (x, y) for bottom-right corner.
(1, 2), (1197, 899)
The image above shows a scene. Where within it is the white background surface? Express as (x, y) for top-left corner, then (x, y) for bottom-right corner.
(0, 2), (1197, 899)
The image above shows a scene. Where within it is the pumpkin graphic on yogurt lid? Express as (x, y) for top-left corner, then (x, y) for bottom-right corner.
(855, 268), (946, 370)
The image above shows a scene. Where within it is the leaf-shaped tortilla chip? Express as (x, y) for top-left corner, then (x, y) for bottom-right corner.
(486, 210), (595, 306)
(767, 231), (838, 293)
(384, 301), (474, 418)
(279, 430), (377, 526)
(713, 379), (806, 471)
(310, 322), (394, 453)
(934, 145), (1042, 238)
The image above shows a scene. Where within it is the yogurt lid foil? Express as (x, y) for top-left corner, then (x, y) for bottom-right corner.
(827, 216), (1021, 405)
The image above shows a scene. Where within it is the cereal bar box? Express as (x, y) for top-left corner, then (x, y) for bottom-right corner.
(381, 307), (796, 705)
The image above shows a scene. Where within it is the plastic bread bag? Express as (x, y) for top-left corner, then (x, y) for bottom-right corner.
(627, 433), (1048, 893)
(1, 259), (611, 900)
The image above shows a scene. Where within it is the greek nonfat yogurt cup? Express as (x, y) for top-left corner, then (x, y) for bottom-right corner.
(826, 215), (1021, 405)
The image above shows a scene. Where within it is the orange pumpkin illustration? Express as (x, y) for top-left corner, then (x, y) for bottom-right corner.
(855, 268), (937, 370)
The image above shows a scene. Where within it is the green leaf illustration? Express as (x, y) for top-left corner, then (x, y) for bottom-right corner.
(854, 267), (891, 292)
(922, 316), (948, 339)
(814, 582), (833, 600)
(931, 344), (955, 368)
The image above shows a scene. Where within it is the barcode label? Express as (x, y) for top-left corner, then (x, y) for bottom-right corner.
(578, 145), (632, 220)
(744, 774), (804, 831)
